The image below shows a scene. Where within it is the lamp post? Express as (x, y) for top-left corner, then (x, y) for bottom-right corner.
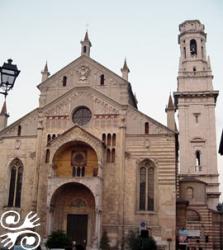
(0, 59), (20, 97)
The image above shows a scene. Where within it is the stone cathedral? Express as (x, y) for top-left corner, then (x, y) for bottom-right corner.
(0, 20), (221, 250)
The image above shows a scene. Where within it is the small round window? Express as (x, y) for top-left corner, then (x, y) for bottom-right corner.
(72, 106), (92, 125)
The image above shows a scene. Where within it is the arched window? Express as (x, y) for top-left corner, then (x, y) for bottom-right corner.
(52, 134), (56, 140)
(139, 167), (146, 210)
(107, 149), (111, 163)
(83, 46), (87, 53)
(15, 166), (23, 207)
(47, 134), (51, 143)
(102, 133), (106, 144)
(187, 209), (200, 222)
(111, 148), (115, 163)
(71, 152), (86, 177)
(201, 46), (204, 58)
(107, 134), (111, 146)
(183, 47), (186, 58)
(45, 149), (50, 163)
(100, 74), (105, 85)
(8, 159), (23, 207)
(17, 125), (21, 136)
(139, 160), (154, 211)
(190, 39), (197, 55)
(112, 134), (116, 146)
(145, 122), (149, 134)
(8, 166), (16, 207)
(62, 76), (67, 87)
(195, 150), (201, 171)
(186, 187), (194, 199)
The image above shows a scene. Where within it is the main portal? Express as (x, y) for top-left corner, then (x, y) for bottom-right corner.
(67, 214), (88, 248)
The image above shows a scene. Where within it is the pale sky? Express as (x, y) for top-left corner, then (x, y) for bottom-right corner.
(0, 0), (223, 198)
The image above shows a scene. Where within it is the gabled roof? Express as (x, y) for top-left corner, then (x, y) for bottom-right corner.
(0, 108), (38, 136)
(128, 105), (177, 135)
(37, 55), (138, 108)
(37, 55), (130, 89)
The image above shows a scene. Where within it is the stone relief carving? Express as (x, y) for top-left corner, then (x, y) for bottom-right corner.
(70, 198), (87, 208)
(144, 138), (150, 149)
(44, 90), (120, 119)
(76, 65), (90, 81)
(15, 140), (21, 150)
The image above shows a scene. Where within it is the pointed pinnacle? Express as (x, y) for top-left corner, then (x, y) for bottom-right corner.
(122, 58), (130, 73)
(82, 31), (92, 47)
(167, 94), (174, 109)
(84, 31), (90, 42)
(41, 61), (50, 78)
(44, 61), (49, 72)
(0, 101), (7, 115)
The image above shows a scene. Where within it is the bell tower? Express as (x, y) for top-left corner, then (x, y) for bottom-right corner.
(174, 20), (220, 209)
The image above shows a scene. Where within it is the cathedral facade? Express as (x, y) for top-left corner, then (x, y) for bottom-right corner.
(0, 20), (221, 250)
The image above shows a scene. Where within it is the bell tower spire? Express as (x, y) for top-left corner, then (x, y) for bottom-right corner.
(177, 20), (213, 91)
(81, 31), (92, 57)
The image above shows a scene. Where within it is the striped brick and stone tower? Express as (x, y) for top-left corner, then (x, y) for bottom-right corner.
(174, 20), (220, 210)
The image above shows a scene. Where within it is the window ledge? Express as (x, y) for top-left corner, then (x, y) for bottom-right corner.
(136, 210), (156, 215)
(3, 206), (22, 211)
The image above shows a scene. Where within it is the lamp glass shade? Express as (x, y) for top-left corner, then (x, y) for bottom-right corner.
(1, 68), (16, 86)
(0, 59), (20, 95)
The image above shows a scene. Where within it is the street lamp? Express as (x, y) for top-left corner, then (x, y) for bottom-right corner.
(0, 59), (20, 97)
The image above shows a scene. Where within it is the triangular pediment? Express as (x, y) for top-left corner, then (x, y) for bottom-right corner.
(48, 124), (102, 147)
(47, 125), (104, 160)
(37, 55), (136, 109)
(42, 86), (125, 117)
(38, 55), (127, 91)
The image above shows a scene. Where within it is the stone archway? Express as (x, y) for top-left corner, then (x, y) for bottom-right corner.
(50, 182), (96, 250)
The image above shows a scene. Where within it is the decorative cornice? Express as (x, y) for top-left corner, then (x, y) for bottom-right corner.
(174, 90), (219, 105)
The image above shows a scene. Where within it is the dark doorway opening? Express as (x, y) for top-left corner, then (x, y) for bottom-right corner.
(67, 214), (88, 249)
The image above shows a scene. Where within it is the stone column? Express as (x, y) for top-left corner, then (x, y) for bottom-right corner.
(32, 113), (44, 208)
(97, 160), (103, 178)
(92, 160), (103, 250)
(46, 207), (53, 236)
(92, 208), (102, 250)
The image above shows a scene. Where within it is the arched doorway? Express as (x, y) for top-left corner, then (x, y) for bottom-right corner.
(50, 182), (96, 249)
